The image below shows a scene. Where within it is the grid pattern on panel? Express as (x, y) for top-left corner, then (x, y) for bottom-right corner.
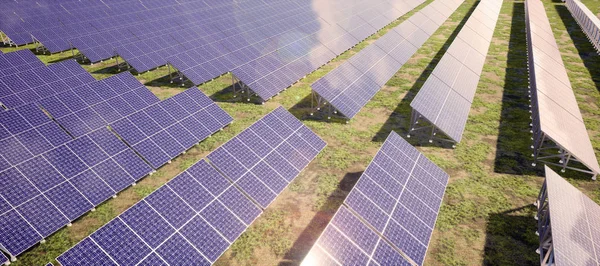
(0, 103), (72, 169)
(57, 107), (326, 265)
(207, 106), (326, 209)
(565, 0), (600, 52)
(543, 166), (600, 266)
(311, 0), (464, 119)
(0, 50), (44, 78)
(0, 127), (152, 257)
(525, 0), (600, 176)
(302, 131), (449, 266)
(409, 0), (503, 143)
(0, 252), (7, 265)
(0, 59), (96, 110)
(57, 159), (261, 266)
(167, 0), (421, 102)
(110, 87), (232, 169)
(38, 72), (159, 137)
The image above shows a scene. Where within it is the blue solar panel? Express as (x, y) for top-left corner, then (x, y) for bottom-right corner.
(45, 182), (93, 220)
(167, 172), (213, 212)
(180, 216), (230, 263)
(0, 126), (151, 258)
(69, 170), (114, 205)
(200, 200), (246, 242)
(156, 233), (210, 266)
(120, 201), (175, 249)
(208, 107), (325, 210)
(91, 219), (151, 265)
(16, 196), (69, 237)
(16, 156), (65, 192)
(0, 252), (7, 265)
(57, 238), (117, 266)
(112, 88), (231, 169)
(57, 155), (270, 265)
(138, 253), (168, 266)
(303, 131), (449, 265)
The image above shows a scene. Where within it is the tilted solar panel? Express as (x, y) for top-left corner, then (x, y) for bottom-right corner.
(111, 87), (232, 169)
(38, 72), (159, 137)
(56, 159), (261, 266)
(57, 106), (325, 265)
(0, 103), (72, 169)
(0, 127), (152, 259)
(0, 50), (45, 78)
(536, 166), (600, 265)
(565, 0), (600, 52)
(311, 0), (464, 120)
(525, 0), (600, 178)
(302, 131), (448, 265)
(0, 252), (7, 265)
(208, 106), (326, 208)
(409, 0), (503, 143)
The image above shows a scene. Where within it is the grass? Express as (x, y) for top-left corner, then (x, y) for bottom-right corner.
(2, 0), (600, 264)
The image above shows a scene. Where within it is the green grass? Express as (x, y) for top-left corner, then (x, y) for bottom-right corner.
(2, 0), (600, 264)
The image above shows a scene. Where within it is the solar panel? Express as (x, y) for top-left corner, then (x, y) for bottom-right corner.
(0, 252), (7, 264)
(57, 159), (259, 265)
(39, 72), (159, 137)
(302, 131), (448, 265)
(565, 0), (600, 52)
(111, 87), (232, 169)
(524, 0), (600, 178)
(312, 0), (464, 120)
(536, 166), (600, 265)
(207, 106), (325, 208)
(0, 127), (152, 258)
(0, 103), (72, 168)
(0, 50), (44, 78)
(409, 0), (502, 144)
(0, 59), (96, 110)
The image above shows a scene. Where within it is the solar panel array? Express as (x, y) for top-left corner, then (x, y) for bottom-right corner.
(56, 107), (326, 265)
(38, 72), (160, 137)
(1, 59), (96, 110)
(168, 0), (423, 102)
(565, 0), (600, 53)
(537, 166), (600, 265)
(111, 87), (233, 169)
(0, 252), (6, 265)
(526, 0), (600, 177)
(0, 125), (153, 258)
(0, 50), (45, 79)
(409, 0), (502, 143)
(302, 131), (449, 265)
(311, 0), (464, 119)
(208, 106), (326, 208)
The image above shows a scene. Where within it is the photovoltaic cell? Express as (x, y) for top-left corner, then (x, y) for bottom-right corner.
(0, 126), (151, 258)
(111, 87), (232, 169)
(208, 107), (326, 209)
(302, 131), (449, 265)
(312, 0), (463, 119)
(410, 0), (502, 143)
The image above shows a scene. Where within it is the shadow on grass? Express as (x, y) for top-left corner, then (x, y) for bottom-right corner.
(371, 0), (480, 147)
(554, 4), (600, 92)
(493, 2), (541, 176)
(289, 93), (355, 124)
(279, 171), (362, 266)
(483, 205), (539, 266)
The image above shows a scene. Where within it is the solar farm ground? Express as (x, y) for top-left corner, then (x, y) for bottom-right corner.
(2, 0), (600, 265)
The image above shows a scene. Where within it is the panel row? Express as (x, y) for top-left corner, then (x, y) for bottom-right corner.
(56, 107), (326, 265)
(302, 131), (449, 265)
(526, 0), (600, 177)
(312, 0), (464, 119)
(409, 0), (503, 143)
